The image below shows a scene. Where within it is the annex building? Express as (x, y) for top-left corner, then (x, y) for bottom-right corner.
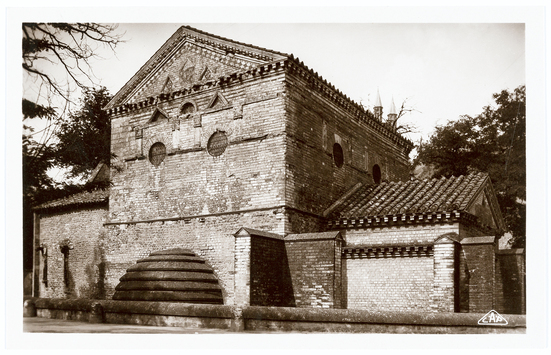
(31, 26), (525, 314)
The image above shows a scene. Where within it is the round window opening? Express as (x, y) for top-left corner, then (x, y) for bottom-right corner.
(181, 102), (196, 115)
(333, 143), (344, 168)
(207, 131), (228, 157)
(149, 142), (166, 166)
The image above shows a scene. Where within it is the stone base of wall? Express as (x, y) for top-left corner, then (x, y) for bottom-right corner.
(27, 298), (525, 334)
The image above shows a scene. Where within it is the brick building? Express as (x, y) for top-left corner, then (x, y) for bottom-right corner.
(31, 26), (525, 314)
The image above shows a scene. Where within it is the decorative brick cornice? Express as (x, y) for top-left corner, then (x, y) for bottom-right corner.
(284, 56), (413, 152)
(106, 60), (287, 117)
(328, 211), (485, 230)
(105, 26), (287, 110)
(105, 26), (413, 152)
(342, 244), (433, 259)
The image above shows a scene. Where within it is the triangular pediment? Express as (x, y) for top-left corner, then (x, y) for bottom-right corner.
(466, 185), (504, 231)
(106, 26), (288, 110)
(206, 91), (229, 109)
(148, 107), (169, 123)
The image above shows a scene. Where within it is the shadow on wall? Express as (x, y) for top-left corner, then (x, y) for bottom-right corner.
(80, 238), (107, 299)
(496, 252), (525, 315)
(250, 237), (295, 307)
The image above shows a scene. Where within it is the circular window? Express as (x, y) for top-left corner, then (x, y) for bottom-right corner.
(207, 131), (228, 157)
(333, 143), (344, 168)
(372, 164), (381, 184)
(149, 142), (166, 166)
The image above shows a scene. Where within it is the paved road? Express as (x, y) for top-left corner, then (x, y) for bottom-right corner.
(24, 317), (233, 334)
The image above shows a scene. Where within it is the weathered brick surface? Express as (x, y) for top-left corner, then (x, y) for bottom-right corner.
(460, 238), (496, 313)
(36, 207), (108, 299)
(432, 242), (457, 312)
(284, 71), (411, 219)
(233, 234), (251, 306)
(250, 236), (294, 307)
(102, 211), (280, 305)
(109, 72), (287, 224)
(494, 250), (525, 314)
(345, 255), (434, 311)
(285, 239), (342, 308)
(345, 224), (461, 246)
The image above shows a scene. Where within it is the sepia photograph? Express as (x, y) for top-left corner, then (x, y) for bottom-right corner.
(4, 4), (548, 352)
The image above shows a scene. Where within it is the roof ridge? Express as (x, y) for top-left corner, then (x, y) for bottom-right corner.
(180, 25), (289, 58)
(33, 188), (110, 211)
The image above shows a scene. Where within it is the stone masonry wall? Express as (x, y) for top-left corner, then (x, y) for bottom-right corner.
(285, 239), (342, 308)
(36, 207), (108, 299)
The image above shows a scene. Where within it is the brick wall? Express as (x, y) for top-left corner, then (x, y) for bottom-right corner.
(345, 223), (461, 246)
(285, 238), (342, 308)
(109, 71), (287, 225)
(460, 237), (496, 313)
(36, 207), (108, 299)
(494, 249), (525, 314)
(432, 239), (459, 312)
(103, 210), (282, 305)
(250, 236), (294, 307)
(283, 70), (411, 220)
(345, 255), (434, 311)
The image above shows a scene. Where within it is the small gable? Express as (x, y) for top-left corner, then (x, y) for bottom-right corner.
(207, 91), (229, 109)
(467, 188), (499, 231)
(149, 107), (169, 123)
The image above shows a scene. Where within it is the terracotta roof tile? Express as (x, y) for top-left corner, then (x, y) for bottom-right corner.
(33, 189), (109, 211)
(328, 172), (489, 220)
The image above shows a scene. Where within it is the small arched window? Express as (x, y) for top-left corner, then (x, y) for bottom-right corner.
(180, 102), (196, 115)
(333, 143), (344, 168)
(372, 164), (381, 184)
(149, 142), (167, 166)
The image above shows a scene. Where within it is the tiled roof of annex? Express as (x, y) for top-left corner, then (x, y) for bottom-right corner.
(327, 172), (489, 220)
(33, 189), (109, 212)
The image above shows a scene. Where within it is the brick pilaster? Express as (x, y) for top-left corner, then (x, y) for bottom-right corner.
(461, 236), (496, 313)
(432, 235), (459, 312)
(233, 232), (251, 306)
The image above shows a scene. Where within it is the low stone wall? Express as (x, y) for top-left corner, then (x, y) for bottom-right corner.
(25, 298), (526, 334)
(243, 306), (526, 334)
(29, 298), (237, 330)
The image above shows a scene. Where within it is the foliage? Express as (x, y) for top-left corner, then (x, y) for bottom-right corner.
(22, 23), (121, 276)
(22, 23), (121, 119)
(52, 87), (113, 179)
(416, 86), (525, 247)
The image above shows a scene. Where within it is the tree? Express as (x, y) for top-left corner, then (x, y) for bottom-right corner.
(415, 85), (525, 247)
(52, 87), (113, 180)
(23, 23), (121, 119)
(22, 23), (121, 290)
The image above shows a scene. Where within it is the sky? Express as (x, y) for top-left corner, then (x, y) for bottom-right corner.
(85, 22), (525, 147)
(18, 19), (527, 182)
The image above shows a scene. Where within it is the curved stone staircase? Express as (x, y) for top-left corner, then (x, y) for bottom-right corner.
(113, 248), (223, 304)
